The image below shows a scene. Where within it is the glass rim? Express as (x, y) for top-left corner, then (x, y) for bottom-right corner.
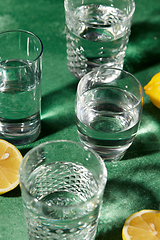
(77, 66), (143, 113)
(64, 0), (135, 27)
(0, 29), (43, 68)
(19, 140), (107, 209)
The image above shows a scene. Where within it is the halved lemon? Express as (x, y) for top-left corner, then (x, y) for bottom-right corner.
(122, 209), (160, 240)
(144, 72), (160, 109)
(0, 139), (23, 194)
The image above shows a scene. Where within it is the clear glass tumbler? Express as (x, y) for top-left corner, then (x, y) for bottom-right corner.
(64, 0), (135, 79)
(19, 140), (107, 240)
(75, 66), (143, 161)
(0, 30), (43, 145)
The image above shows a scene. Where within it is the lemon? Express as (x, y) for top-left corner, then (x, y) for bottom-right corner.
(122, 209), (160, 240)
(0, 139), (23, 194)
(144, 72), (160, 109)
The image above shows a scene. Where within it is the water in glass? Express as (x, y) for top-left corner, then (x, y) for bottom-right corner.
(76, 86), (141, 161)
(0, 59), (41, 145)
(23, 162), (101, 240)
(65, 4), (133, 79)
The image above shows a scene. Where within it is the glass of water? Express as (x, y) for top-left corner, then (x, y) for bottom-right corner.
(64, 0), (135, 79)
(19, 140), (107, 240)
(0, 30), (43, 145)
(75, 66), (143, 161)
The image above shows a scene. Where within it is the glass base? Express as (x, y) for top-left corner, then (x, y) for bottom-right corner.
(0, 119), (41, 145)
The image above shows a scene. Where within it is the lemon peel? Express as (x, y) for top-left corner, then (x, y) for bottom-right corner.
(144, 72), (160, 109)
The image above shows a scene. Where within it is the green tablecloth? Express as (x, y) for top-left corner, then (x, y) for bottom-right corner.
(1, 0), (160, 239)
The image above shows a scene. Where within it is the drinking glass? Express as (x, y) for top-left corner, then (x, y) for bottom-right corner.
(64, 0), (135, 79)
(75, 66), (143, 161)
(0, 30), (43, 145)
(19, 140), (107, 240)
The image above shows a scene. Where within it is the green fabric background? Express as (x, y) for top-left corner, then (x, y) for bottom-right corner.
(1, 0), (160, 239)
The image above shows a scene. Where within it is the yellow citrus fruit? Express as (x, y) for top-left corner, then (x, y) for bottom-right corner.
(122, 209), (160, 240)
(0, 139), (23, 194)
(144, 72), (160, 109)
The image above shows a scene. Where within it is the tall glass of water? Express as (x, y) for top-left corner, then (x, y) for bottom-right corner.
(64, 0), (135, 79)
(19, 140), (107, 240)
(0, 30), (43, 145)
(75, 66), (143, 161)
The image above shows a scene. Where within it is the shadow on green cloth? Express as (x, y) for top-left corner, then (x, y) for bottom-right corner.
(39, 81), (78, 139)
(2, 185), (21, 198)
(96, 175), (160, 240)
(124, 20), (160, 73)
(123, 101), (160, 160)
